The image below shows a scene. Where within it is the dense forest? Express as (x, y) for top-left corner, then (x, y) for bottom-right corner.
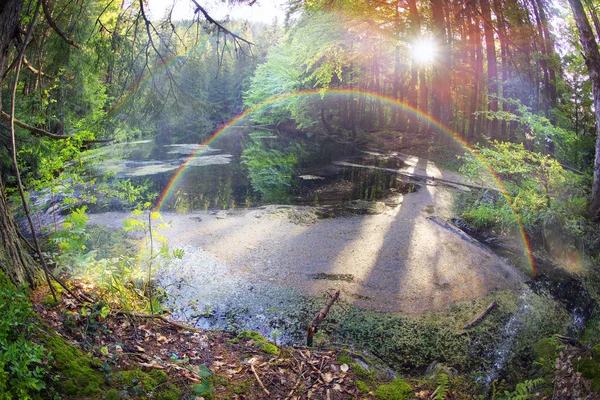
(2, 0), (600, 398)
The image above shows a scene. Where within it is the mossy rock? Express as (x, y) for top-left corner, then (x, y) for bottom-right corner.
(352, 362), (372, 380)
(235, 330), (279, 355)
(374, 378), (413, 400)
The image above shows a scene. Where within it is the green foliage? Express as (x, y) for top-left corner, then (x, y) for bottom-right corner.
(495, 378), (545, 400)
(482, 97), (591, 171)
(459, 142), (588, 250)
(374, 378), (413, 400)
(0, 276), (49, 399)
(50, 207), (91, 273)
(433, 373), (449, 400)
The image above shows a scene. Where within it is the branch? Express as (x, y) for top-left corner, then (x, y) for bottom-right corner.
(0, 111), (69, 139)
(22, 56), (54, 79)
(190, 0), (254, 46)
(41, 0), (81, 49)
(463, 302), (498, 330)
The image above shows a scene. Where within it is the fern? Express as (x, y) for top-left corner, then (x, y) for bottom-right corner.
(501, 378), (545, 400)
(434, 373), (449, 400)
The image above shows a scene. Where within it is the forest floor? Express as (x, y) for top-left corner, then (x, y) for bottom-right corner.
(32, 280), (441, 399)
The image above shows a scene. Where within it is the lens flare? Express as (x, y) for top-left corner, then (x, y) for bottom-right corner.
(411, 38), (437, 64)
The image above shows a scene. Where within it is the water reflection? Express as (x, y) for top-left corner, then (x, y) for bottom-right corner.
(96, 131), (411, 213)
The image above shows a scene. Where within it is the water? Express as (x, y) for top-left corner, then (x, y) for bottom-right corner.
(94, 132), (409, 213)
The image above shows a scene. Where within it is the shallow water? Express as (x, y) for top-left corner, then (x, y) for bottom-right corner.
(92, 132), (410, 212)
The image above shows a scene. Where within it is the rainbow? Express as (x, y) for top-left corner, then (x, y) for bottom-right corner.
(152, 88), (536, 275)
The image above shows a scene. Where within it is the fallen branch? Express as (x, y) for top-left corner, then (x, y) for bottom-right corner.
(250, 362), (270, 396)
(307, 289), (340, 346)
(118, 311), (197, 332)
(463, 302), (497, 330)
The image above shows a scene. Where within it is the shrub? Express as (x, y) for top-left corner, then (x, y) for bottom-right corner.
(0, 275), (49, 398)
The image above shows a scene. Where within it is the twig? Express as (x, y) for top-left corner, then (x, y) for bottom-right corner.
(250, 362), (270, 396)
(463, 302), (498, 330)
(307, 289), (340, 346)
(284, 361), (304, 400)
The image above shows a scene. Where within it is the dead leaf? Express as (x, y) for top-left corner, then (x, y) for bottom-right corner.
(135, 345), (145, 353)
(323, 372), (333, 383)
(340, 363), (349, 373)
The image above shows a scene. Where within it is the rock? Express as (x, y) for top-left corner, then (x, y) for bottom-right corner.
(425, 361), (457, 379)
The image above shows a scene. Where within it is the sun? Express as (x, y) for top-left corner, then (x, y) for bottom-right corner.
(411, 38), (437, 64)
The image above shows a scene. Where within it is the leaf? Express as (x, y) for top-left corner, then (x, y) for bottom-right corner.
(197, 364), (213, 378)
(340, 363), (349, 373)
(192, 381), (214, 396)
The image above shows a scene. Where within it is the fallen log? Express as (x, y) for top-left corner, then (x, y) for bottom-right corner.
(307, 290), (340, 346)
(463, 302), (497, 330)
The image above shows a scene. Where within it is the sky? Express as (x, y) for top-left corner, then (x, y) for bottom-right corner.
(146, 0), (288, 23)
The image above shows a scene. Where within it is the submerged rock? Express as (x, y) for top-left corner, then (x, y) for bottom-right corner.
(343, 200), (387, 215)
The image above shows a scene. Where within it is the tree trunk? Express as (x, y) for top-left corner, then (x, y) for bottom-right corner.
(480, 0), (498, 140)
(0, 184), (37, 286)
(568, 0), (600, 219)
(0, 0), (40, 287)
(407, 0), (420, 133)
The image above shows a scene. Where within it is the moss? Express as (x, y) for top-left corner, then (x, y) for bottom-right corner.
(374, 378), (413, 400)
(42, 331), (104, 396)
(337, 354), (351, 365)
(236, 330), (279, 355)
(351, 363), (372, 380)
(592, 344), (600, 362)
(576, 358), (600, 392)
(534, 337), (559, 375)
(261, 342), (279, 355)
(231, 379), (252, 394)
(63, 380), (78, 395)
(105, 389), (119, 399)
(117, 368), (182, 400)
(534, 338), (558, 360)
(42, 294), (59, 307)
(356, 380), (371, 393)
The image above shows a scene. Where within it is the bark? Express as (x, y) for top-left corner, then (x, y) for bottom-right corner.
(468, 8), (483, 140)
(568, 0), (600, 219)
(0, 0), (39, 287)
(480, 0), (498, 140)
(407, 0), (421, 133)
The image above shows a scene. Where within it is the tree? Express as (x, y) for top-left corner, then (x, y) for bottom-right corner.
(567, 0), (600, 219)
(0, 0), (39, 287)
